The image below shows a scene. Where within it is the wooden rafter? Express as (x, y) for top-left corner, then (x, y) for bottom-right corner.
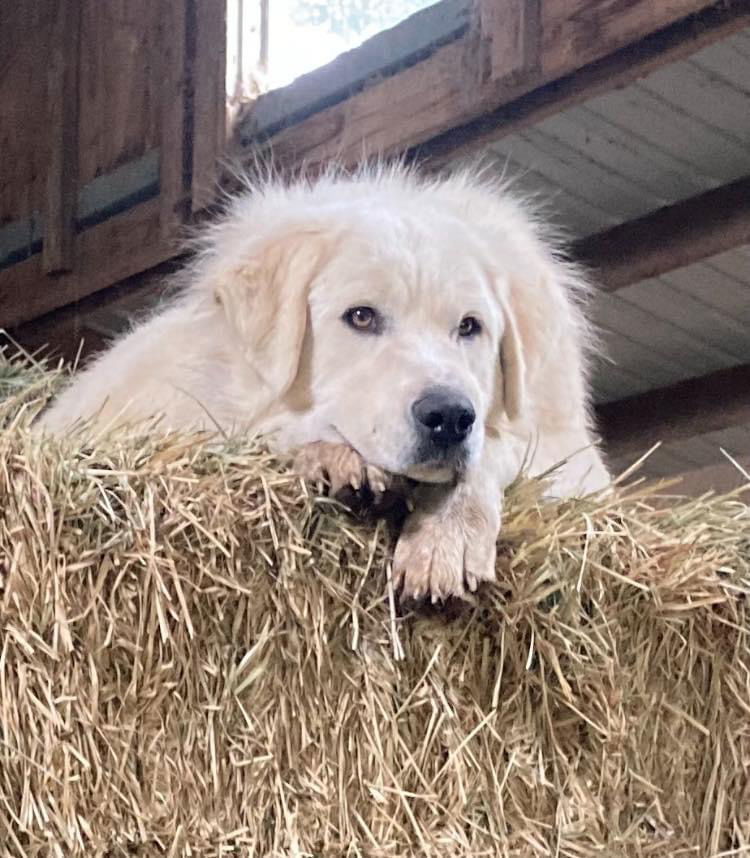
(237, 0), (741, 171)
(574, 177), (750, 292)
(597, 363), (750, 461)
(409, 0), (750, 167)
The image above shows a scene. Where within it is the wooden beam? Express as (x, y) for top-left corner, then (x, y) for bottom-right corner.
(410, 0), (750, 167)
(597, 363), (750, 461)
(574, 176), (750, 291)
(477, 0), (540, 84)
(238, 0), (719, 170)
(43, 0), (81, 274)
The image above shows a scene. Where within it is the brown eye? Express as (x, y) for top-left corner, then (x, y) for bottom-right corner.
(343, 306), (379, 333)
(458, 315), (482, 338)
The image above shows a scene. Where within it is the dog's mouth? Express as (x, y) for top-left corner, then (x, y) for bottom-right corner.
(401, 461), (459, 484)
(330, 426), (468, 486)
(402, 444), (470, 484)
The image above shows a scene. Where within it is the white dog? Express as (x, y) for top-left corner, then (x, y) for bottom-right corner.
(39, 165), (609, 601)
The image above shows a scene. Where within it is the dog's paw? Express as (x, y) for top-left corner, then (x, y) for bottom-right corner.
(293, 441), (391, 498)
(393, 494), (498, 602)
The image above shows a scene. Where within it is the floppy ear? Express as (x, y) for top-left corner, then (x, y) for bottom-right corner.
(499, 301), (526, 422)
(493, 263), (591, 427)
(214, 231), (329, 397)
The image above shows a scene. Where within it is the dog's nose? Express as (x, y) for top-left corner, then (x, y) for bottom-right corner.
(412, 389), (476, 448)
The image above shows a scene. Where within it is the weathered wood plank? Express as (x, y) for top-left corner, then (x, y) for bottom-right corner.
(254, 37), (482, 168)
(479, 0), (540, 83)
(535, 107), (713, 202)
(0, 1), (56, 225)
(540, 0), (711, 79)
(613, 277), (750, 363)
(77, 0), (161, 185)
(587, 84), (750, 183)
(77, 150), (160, 227)
(159, 0), (190, 239)
(42, 0), (80, 274)
(8, 262), (179, 365)
(0, 200), (169, 329)
(192, 0), (228, 212)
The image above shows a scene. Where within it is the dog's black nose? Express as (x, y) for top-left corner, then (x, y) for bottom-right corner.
(412, 389), (476, 448)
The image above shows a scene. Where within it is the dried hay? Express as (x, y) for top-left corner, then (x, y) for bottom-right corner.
(1, 348), (749, 858)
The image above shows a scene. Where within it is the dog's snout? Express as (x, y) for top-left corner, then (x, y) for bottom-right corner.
(412, 389), (476, 448)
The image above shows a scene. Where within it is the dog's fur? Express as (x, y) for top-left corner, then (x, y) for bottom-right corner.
(39, 165), (610, 600)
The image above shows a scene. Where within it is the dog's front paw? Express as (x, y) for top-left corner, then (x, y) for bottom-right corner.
(294, 441), (391, 497)
(393, 492), (498, 602)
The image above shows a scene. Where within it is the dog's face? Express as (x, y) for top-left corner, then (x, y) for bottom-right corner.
(215, 210), (525, 483)
(298, 225), (510, 481)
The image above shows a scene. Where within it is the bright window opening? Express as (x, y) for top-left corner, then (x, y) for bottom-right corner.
(227, 0), (437, 100)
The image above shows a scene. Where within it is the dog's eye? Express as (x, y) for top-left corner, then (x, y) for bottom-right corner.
(343, 306), (379, 333)
(458, 316), (482, 338)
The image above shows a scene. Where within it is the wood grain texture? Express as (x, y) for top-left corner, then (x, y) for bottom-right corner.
(0, 1), (55, 224)
(159, 0), (189, 240)
(192, 0), (227, 212)
(540, 0), (712, 78)
(43, 0), (81, 274)
(0, 200), (169, 329)
(478, 0), (540, 83)
(77, 0), (161, 185)
(8, 260), (179, 365)
(410, 0), (750, 167)
(252, 37), (485, 169)
(239, 0), (470, 143)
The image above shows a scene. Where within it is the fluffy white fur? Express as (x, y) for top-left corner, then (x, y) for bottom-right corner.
(39, 164), (610, 600)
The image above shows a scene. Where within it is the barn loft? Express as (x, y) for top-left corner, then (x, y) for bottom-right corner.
(2, 0), (750, 490)
(3, 4), (750, 855)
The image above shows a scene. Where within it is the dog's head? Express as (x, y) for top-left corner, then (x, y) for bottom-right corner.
(205, 171), (588, 483)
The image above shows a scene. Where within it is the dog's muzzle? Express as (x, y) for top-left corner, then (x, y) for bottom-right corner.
(406, 387), (476, 481)
(412, 387), (475, 448)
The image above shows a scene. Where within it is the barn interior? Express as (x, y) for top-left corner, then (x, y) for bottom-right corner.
(2, 0), (750, 493)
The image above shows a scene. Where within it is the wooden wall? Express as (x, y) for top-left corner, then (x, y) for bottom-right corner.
(77, 0), (162, 185)
(0, 0), (226, 331)
(0, 2), (55, 228)
(2, 0), (739, 342)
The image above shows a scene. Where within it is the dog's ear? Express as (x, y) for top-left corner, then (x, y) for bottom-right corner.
(491, 263), (589, 426)
(214, 230), (330, 398)
(499, 301), (526, 422)
(487, 295), (527, 426)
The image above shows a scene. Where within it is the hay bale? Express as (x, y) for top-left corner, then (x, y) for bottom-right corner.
(1, 349), (749, 857)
